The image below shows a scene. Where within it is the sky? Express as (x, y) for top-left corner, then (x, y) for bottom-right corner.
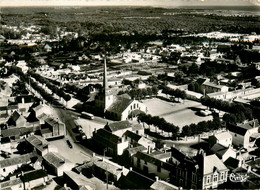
(0, 0), (259, 7)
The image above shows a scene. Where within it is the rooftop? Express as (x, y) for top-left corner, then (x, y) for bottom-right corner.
(0, 152), (36, 168)
(43, 152), (71, 168)
(21, 169), (47, 183)
(105, 120), (132, 132)
(150, 180), (179, 190)
(26, 135), (49, 152)
(106, 97), (133, 115)
(203, 154), (228, 175)
(213, 131), (232, 141)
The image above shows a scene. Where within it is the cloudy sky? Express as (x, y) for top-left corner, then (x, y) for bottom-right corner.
(0, 0), (259, 7)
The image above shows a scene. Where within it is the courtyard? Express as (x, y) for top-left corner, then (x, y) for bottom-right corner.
(143, 98), (213, 130)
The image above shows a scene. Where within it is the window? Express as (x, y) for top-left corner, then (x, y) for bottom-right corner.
(131, 105), (132, 110)
(220, 172), (224, 180)
(157, 165), (161, 172)
(3, 168), (5, 172)
(137, 104), (139, 108)
(134, 104), (136, 109)
(144, 161), (147, 165)
(213, 174), (218, 182)
(207, 176), (211, 184)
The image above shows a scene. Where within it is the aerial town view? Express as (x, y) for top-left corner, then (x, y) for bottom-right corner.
(0, 0), (260, 189)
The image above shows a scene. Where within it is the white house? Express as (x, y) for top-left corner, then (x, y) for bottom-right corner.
(202, 154), (229, 189)
(227, 119), (260, 150)
(210, 143), (236, 162)
(209, 131), (232, 148)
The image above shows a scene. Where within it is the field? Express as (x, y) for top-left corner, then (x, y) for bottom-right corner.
(143, 98), (213, 130)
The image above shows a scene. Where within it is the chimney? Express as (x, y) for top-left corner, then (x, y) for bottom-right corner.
(147, 146), (151, 154)
(92, 152), (96, 157)
(129, 167), (132, 171)
(155, 176), (159, 181)
(22, 97), (25, 104)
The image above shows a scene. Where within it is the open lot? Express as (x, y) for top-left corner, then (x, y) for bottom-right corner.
(143, 98), (213, 130)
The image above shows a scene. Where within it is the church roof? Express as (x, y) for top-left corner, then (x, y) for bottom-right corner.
(107, 97), (133, 115)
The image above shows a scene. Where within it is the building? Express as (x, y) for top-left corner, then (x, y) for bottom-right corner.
(42, 152), (74, 176)
(200, 154), (229, 189)
(209, 143), (236, 162)
(25, 135), (57, 156)
(90, 59), (147, 121)
(150, 179), (179, 190)
(7, 110), (26, 127)
(202, 81), (229, 94)
(123, 130), (156, 149)
(63, 171), (96, 190)
(0, 178), (24, 190)
(21, 169), (48, 190)
(0, 153), (36, 179)
(41, 117), (65, 139)
(92, 128), (128, 156)
(208, 131), (232, 148)
(104, 120), (133, 137)
(132, 151), (173, 182)
(226, 119), (260, 150)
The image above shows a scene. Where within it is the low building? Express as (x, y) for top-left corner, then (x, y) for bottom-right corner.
(64, 171), (96, 190)
(25, 135), (57, 156)
(104, 120), (133, 137)
(0, 153), (36, 179)
(0, 178), (24, 190)
(7, 110), (26, 127)
(21, 169), (48, 190)
(209, 143), (236, 162)
(150, 179), (179, 190)
(42, 152), (74, 176)
(202, 81), (229, 94)
(227, 119), (260, 150)
(41, 117), (65, 139)
(208, 131), (232, 148)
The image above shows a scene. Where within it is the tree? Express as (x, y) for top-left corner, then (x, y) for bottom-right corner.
(182, 125), (192, 136)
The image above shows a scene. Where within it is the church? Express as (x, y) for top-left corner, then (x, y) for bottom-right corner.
(89, 58), (147, 121)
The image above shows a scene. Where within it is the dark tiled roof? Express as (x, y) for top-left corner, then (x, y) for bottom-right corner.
(127, 145), (147, 155)
(21, 169), (47, 183)
(26, 111), (39, 123)
(0, 153), (35, 168)
(124, 130), (142, 142)
(224, 157), (240, 170)
(1, 128), (21, 137)
(43, 152), (69, 168)
(226, 123), (248, 136)
(7, 110), (21, 126)
(107, 97), (133, 114)
(210, 143), (229, 158)
(227, 119), (259, 136)
(134, 151), (174, 171)
(105, 120), (132, 132)
(0, 137), (10, 144)
(93, 129), (121, 148)
(0, 179), (23, 189)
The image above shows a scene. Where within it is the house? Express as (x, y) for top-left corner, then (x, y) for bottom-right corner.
(41, 117), (65, 139)
(123, 130), (156, 149)
(7, 110), (26, 127)
(132, 151), (173, 182)
(63, 171), (96, 190)
(0, 137), (11, 153)
(25, 135), (57, 156)
(16, 95), (35, 113)
(21, 169), (48, 190)
(42, 152), (74, 176)
(92, 157), (129, 182)
(226, 119), (260, 150)
(92, 128), (129, 156)
(0, 153), (37, 179)
(209, 143), (236, 162)
(0, 178), (24, 190)
(208, 131), (232, 148)
(202, 81), (229, 94)
(201, 154), (229, 189)
(150, 179), (179, 190)
(104, 120), (133, 137)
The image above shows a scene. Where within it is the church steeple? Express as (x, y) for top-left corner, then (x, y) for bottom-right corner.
(103, 57), (108, 92)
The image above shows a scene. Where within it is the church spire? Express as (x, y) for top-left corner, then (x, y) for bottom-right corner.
(103, 57), (108, 91)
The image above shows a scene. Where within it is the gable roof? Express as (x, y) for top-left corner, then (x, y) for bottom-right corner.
(213, 131), (232, 141)
(227, 119), (259, 136)
(150, 180), (178, 190)
(0, 153), (35, 168)
(43, 152), (71, 168)
(124, 130), (142, 142)
(20, 169), (47, 183)
(105, 120), (132, 132)
(134, 151), (174, 171)
(0, 179), (23, 190)
(64, 171), (96, 189)
(210, 143), (229, 158)
(203, 154), (228, 175)
(7, 110), (22, 126)
(26, 135), (49, 152)
(106, 97), (133, 114)
(92, 129), (121, 148)
(224, 157), (240, 170)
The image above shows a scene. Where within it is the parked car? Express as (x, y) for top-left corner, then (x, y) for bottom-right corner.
(66, 139), (73, 148)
